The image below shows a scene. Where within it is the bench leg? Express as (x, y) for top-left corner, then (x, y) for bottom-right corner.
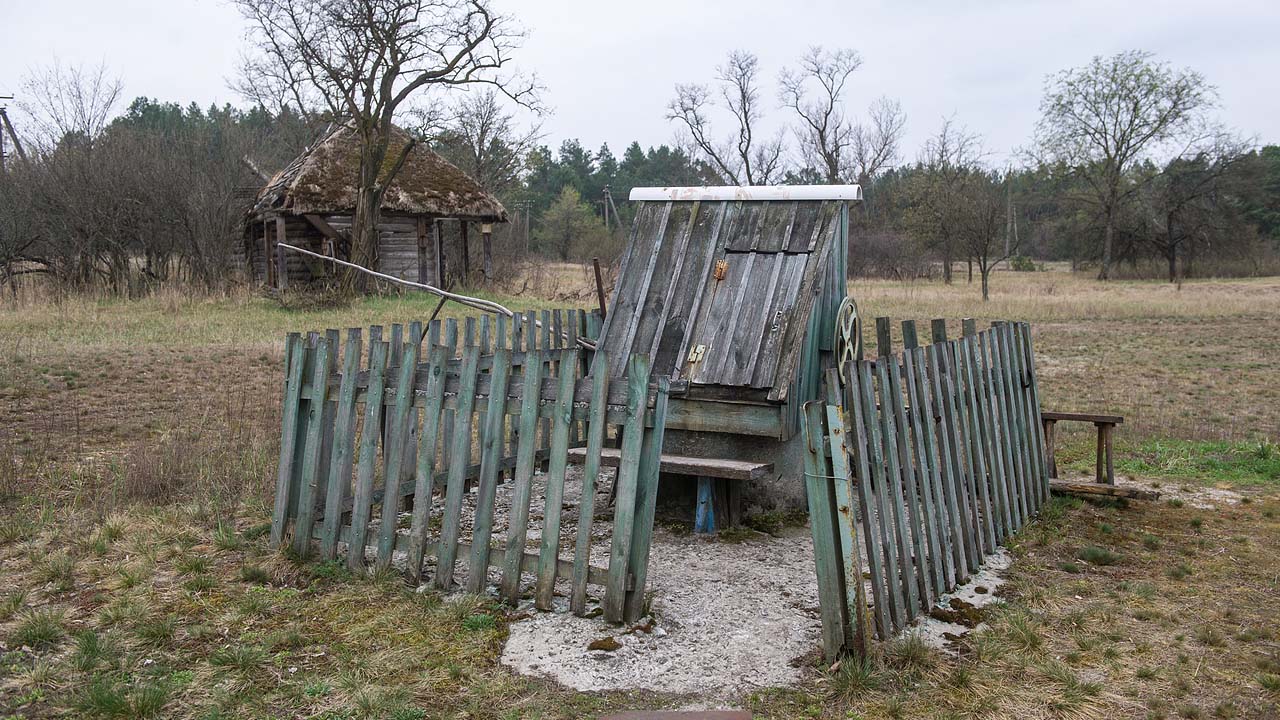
(694, 476), (716, 534)
(1094, 424), (1103, 483)
(1103, 424), (1115, 485)
(1043, 419), (1058, 479)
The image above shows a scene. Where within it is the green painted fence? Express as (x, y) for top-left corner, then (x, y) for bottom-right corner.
(805, 318), (1050, 661)
(270, 309), (668, 624)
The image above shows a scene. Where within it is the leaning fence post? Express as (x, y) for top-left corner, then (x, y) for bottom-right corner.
(271, 333), (306, 549)
(803, 400), (850, 663)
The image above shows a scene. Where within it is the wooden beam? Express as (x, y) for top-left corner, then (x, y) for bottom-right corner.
(565, 447), (774, 481)
(416, 217), (431, 285)
(1041, 411), (1124, 425)
(274, 216), (288, 290)
(1049, 480), (1158, 501)
(460, 220), (471, 282)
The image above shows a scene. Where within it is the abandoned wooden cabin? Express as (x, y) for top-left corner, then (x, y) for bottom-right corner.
(242, 123), (507, 289)
(593, 185), (861, 514)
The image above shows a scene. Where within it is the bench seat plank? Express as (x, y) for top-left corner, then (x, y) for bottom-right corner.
(1041, 411), (1123, 424)
(566, 447), (773, 482)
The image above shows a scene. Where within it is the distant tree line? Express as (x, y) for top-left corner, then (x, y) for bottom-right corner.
(3, 49), (1278, 298)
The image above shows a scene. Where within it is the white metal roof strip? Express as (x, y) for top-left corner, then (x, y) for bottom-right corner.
(629, 185), (862, 202)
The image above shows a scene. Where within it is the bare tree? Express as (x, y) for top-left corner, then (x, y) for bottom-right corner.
(779, 47), (860, 183)
(1034, 50), (1215, 279)
(850, 97), (906, 184)
(18, 61), (122, 150)
(668, 50), (784, 185)
(956, 170), (1017, 301)
(1142, 132), (1253, 282)
(234, 0), (536, 288)
(907, 117), (983, 284)
(430, 89), (541, 194)
(779, 47), (904, 186)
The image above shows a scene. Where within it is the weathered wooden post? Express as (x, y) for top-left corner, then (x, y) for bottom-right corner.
(481, 223), (493, 283)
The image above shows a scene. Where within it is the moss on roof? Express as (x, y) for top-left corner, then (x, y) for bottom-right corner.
(251, 123), (507, 222)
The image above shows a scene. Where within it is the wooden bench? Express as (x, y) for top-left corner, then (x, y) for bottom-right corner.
(1041, 411), (1124, 485)
(566, 448), (774, 534)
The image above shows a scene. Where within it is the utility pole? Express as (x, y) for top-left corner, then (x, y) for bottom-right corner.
(602, 184), (611, 231)
(0, 96), (27, 172)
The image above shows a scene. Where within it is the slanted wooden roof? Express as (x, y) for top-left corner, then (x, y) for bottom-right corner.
(249, 123), (507, 222)
(596, 196), (844, 401)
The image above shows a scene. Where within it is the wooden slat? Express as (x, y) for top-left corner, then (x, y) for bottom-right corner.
(885, 352), (934, 609)
(291, 338), (332, 558)
(348, 341), (388, 571)
(467, 348), (512, 594)
(802, 400), (848, 663)
(875, 359), (920, 621)
(604, 354), (651, 623)
(564, 448), (773, 481)
(858, 359), (906, 632)
(849, 361), (894, 638)
(535, 348), (580, 610)
(500, 349), (545, 604)
(271, 334), (306, 548)
(434, 345), (481, 590)
(823, 370), (871, 655)
(375, 340), (420, 569)
(1040, 411), (1124, 424)
(901, 339), (949, 596)
(1019, 323), (1053, 505)
(923, 342), (969, 582)
(406, 346), (448, 584)
(321, 330), (362, 560)
(570, 354), (611, 615)
(623, 375), (669, 623)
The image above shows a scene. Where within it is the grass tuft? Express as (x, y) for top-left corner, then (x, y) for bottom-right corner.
(14, 608), (66, 650)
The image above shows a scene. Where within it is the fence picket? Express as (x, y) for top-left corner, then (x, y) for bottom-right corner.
(291, 338), (332, 558)
(271, 334), (306, 548)
(321, 330), (363, 560)
(624, 375), (669, 624)
(467, 347), (512, 593)
(535, 348), (580, 609)
(570, 353), (611, 615)
(435, 345), (482, 590)
(604, 354), (651, 623)
(376, 340), (420, 569)
(348, 341), (389, 571)
(849, 361), (895, 637)
(875, 359), (921, 621)
(500, 349), (545, 604)
(407, 346), (448, 584)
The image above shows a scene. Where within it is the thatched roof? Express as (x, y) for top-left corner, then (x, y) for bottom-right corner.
(250, 123), (508, 222)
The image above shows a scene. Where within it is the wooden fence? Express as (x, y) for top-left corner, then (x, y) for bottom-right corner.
(269, 308), (669, 624)
(805, 318), (1049, 661)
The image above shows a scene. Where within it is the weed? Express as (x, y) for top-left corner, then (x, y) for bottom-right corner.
(462, 613), (496, 631)
(238, 564), (271, 584)
(209, 644), (266, 673)
(14, 609), (66, 650)
(1077, 545), (1121, 566)
(212, 523), (243, 551)
(1142, 533), (1161, 550)
(176, 555), (211, 575)
(0, 589), (26, 621)
(1169, 498), (1186, 508)
(1137, 666), (1160, 680)
(1168, 563), (1194, 580)
(184, 574), (217, 592)
(34, 552), (75, 592)
(1258, 672), (1280, 694)
(883, 633), (937, 676)
(136, 615), (177, 645)
(829, 657), (882, 700)
(72, 630), (113, 671)
(1190, 517), (1204, 531)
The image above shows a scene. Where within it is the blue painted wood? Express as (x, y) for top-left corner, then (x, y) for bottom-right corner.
(694, 476), (716, 534)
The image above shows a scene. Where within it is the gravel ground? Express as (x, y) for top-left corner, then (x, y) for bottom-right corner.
(500, 526), (823, 696)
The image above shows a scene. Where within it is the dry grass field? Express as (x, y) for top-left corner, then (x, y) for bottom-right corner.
(1, 266), (1278, 719)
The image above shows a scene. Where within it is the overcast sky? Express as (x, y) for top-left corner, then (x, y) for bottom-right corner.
(5, 0), (1279, 167)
